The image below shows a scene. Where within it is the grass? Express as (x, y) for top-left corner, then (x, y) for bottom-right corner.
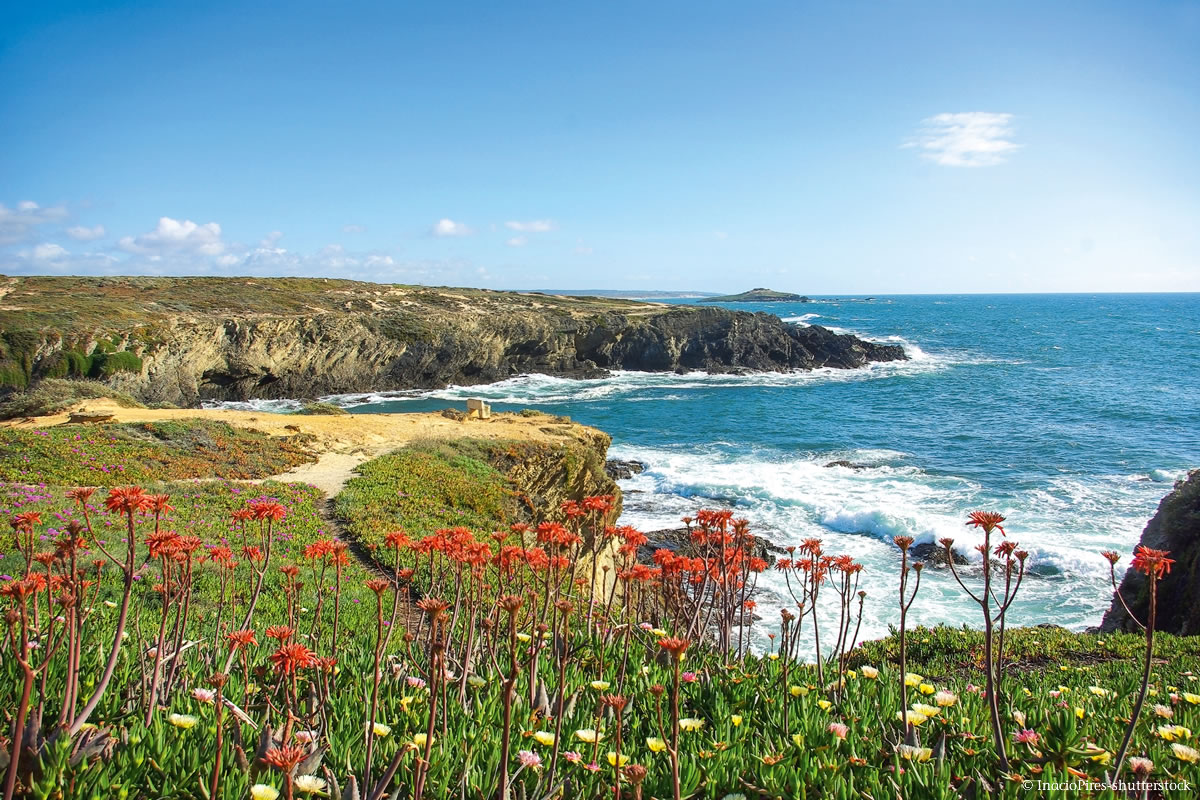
(0, 419), (316, 484)
(335, 438), (520, 547)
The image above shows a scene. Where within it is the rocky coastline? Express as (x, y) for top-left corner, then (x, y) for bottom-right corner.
(0, 276), (905, 407)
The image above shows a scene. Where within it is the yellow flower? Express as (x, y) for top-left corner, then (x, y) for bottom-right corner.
(1183, 692), (1200, 705)
(789, 685), (808, 697)
(896, 710), (929, 726)
(817, 700), (832, 711)
(912, 703), (941, 717)
(1171, 743), (1200, 763)
(1157, 725), (1193, 742)
(680, 718), (705, 732)
(467, 675), (487, 689)
(792, 733), (804, 748)
(250, 785), (280, 800)
(896, 744), (932, 762)
(768, 653), (780, 660)
(647, 737), (667, 752)
(607, 752), (630, 767)
(918, 683), (935, 696)
(533, 731), (556, 746)
(1088, 686), (1109, 697)
(1086, 747), (1111, 764)
(651, 628), (668, 637)
(1059, 665), (1070, 671)
(591, 680), (611, 691)
(294, 776), (327, 795)
(371, 722), (391, 737)
(1075, 707), (1085, 720)
(516, 633), (532, 643)
(730, 715), (743, 727)
(400, 696), (415, 712)
(412, 733), (429, 747)
(168, 713), (198, 730)
(575, 729), (603, 743)
(845, 670), (857, 679)
(861, 666), (879, 679)
(904, 673), (924, 687)
(935, 691), (958, 707)
(1012, 710), (1026, 727)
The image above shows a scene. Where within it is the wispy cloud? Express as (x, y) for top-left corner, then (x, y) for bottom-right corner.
(505, 219), (556, 233)
(342, 224), (366, 234)
(431, 218), (472, 237)
(506, 236), (527, 247)
(0, 201), (68, 244)
(66, 224), (106, 241)
(906, 112), (1020, 167)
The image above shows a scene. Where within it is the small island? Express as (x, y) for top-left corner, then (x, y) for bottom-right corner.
(705, 287), (811, 303)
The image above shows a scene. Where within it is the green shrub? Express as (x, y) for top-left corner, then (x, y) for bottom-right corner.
(88, 350), (143, 377)
(0, 378), (144, 420)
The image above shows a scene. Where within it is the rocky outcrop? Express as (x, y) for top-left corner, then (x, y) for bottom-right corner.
(1101, 470), (1200, 634)
(0, 277), (906, 406)
(605, 459), (646, 480)
(637, 526), (786, 566)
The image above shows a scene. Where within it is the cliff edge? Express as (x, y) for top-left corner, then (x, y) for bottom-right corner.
(1101, 470), (1200, 634)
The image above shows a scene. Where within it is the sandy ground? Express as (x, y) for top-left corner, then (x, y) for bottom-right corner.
(3, 399), (603, 496)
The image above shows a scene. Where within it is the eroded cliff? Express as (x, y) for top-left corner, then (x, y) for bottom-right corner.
(0, 276), (906, 405)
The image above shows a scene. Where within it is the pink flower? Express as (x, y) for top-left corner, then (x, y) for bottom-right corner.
(517, 750), (543, 770)
(192, 688), (216, 704)
(583, 762), (601, 773)
(407, 676), (427, 689)
(562, 751), (582, 763)
(1013, 729), (1040, 746)
(681, 672), (698, 683)
(828, 722), (849, 740)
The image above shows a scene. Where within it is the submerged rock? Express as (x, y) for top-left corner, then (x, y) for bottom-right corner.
(909, 541), (969, 567)
(1101, 470), (1200, 634)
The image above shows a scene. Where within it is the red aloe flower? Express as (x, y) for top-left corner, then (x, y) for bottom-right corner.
(966, 511), (1006, 536)
(105, 486), (150, 515)
(1130, 546), (1174, 579)
(269, 642), (317, 674)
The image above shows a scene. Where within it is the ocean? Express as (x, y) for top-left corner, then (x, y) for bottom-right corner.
(215, 293), (1200, 655)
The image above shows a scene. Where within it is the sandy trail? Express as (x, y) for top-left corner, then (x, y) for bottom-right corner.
(3, 399), (604, 497)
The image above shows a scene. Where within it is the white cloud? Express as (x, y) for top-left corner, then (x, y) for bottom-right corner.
(431, 218), (472, 237)
(259, 230), (283, 248)
(66, 224), (106, 241)
(504, 219), (556, 233)
(906, 112), (1019, 167)
(119, 216), (225, 256)
(32, 243), (69, 261)
(0, 201), (69, 244)
(343, 224), (366, 234)
(506, 236), (527, 247)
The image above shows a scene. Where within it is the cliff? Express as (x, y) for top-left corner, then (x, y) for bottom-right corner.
(1101, 470), (1200, 634)
(0, 276), (905, 405)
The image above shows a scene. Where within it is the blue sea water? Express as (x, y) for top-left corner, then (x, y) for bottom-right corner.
(220, 294), (1200, 653)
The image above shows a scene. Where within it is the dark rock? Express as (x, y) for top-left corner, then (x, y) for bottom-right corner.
(910, 541), (969, 567)
(1101, 470), (1200, 634)
(638, 526), (785, 566)
(824, 460), (870, 471)
(605, 459), (647, 480)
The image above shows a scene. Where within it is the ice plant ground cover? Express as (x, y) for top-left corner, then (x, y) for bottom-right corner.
(2, 460), (1200, 797)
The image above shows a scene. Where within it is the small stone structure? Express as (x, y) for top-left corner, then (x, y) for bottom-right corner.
(466, 398), (491, 419)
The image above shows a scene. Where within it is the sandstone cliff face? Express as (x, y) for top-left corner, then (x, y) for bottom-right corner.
(1, 276), (906, 406)
(1101, 470), (1200, 634)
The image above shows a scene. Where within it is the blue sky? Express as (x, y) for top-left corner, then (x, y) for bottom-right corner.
(2, 0), (1198, 292)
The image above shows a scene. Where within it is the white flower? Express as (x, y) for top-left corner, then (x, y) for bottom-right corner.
(168, 713), (197, 730)
(250, 785), (280, 800)
(294, 775), (327, 794)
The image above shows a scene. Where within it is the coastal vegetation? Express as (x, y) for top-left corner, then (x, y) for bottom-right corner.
(1, 413), (1198, 798)
(703, 289), (811, 303)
